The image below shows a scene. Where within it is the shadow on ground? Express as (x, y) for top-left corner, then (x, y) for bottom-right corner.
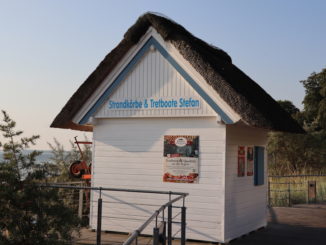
(231, 223), (325, 245)
(231, 204), (326, 245)
(76, 204), (326, 245)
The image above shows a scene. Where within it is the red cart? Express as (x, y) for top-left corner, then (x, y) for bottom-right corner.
(69, 136), (92, 180)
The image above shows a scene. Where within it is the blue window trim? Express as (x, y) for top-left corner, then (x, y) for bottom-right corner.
(79, 37), (234, 125)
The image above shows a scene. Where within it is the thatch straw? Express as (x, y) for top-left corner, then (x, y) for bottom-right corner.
(51, 13), (304, 134)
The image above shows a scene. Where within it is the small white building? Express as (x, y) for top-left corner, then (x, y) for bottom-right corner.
(51, 13), (303, 243)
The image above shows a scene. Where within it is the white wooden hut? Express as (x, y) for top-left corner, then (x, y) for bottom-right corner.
(51, 13), (303, 243)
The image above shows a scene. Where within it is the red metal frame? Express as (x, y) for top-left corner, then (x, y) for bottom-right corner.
(69, 136), (93, 210)
(69, 136), (92, 179)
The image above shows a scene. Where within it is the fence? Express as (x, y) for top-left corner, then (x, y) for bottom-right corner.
(41, 183), (188, 245)
(268, 175), (326, 207)
(50, 182), (90, 224)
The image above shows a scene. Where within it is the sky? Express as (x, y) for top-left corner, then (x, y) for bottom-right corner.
(0, 0), (325, 150)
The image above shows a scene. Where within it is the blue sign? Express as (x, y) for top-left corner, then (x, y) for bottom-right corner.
(108, 97), (200, 110)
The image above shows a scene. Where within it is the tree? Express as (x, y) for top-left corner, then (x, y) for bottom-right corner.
(301, 68), (326, 131)
(268, 131), (325, 175)
(278, 100), (300, 115)
(267, 68), (326, 175)
(0, 111), (80, 245)
(277, 100), (305, 127)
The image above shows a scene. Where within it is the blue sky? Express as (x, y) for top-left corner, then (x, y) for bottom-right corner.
(0, 0), (325, 150)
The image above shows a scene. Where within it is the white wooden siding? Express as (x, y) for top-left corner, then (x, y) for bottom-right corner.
(94, 47), (217, 118)
(224, 124), (268, 242)
(90, 117), (226, 242)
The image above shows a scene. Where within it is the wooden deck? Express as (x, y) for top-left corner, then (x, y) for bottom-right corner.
(74, 230), (207, 245)
(75, 205), (326, 245)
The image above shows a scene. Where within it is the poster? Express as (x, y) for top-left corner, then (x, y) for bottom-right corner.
(247, 146), (254, 176)
(163, 135), (199, 183)
(238, 146), (245, 177)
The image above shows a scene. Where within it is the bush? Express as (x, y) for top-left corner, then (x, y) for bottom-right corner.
(0, 111), (80, 245)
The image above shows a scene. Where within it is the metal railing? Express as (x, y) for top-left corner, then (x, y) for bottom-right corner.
(40, 184), (188, 245)
(123, 193), (187, 245)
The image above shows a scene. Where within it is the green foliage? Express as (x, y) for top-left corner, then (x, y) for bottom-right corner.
(46, 137), (92, 227)
(47, 137), (92, 182)
(268, 68), (326, 175)
(278, 100), (300, 115)
(301, 68), (326, 131)
(0, 111), (80, 245)
(277, 100), (305, 127)
(269, 176), (326, 207)
(268, 131), (326, 175)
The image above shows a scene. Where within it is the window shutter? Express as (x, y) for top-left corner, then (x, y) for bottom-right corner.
(254, 146), (265, 186)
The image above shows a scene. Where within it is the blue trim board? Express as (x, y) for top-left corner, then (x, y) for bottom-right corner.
(79, 37), (234, 125)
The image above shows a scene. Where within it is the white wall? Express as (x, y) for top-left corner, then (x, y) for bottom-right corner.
(224, 123), (268, 242)
(90, 117), (226, 242)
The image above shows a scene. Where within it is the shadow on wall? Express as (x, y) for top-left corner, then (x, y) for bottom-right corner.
(93, 117), (218, 153)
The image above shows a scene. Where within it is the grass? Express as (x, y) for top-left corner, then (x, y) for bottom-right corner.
(268, 175), (326, 207)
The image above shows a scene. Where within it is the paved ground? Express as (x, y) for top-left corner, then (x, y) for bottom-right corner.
(231, 204), (326, 245)
(75, 204), (326, 245)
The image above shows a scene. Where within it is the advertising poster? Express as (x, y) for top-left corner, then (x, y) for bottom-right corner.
(163, 135), (199, 183)
(238, 146), (245, 177)
(247, 146), (254, 176)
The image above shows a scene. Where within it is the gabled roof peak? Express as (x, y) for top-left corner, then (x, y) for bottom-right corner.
(51, 13), (304, 134)
(124, 12), (233, 64)
(141, 11), (175, 22)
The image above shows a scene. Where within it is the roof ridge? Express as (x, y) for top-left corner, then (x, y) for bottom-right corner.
(124, 13), (233, 63)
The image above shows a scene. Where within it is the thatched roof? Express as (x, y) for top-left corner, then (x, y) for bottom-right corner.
(51, 12), (304, 134)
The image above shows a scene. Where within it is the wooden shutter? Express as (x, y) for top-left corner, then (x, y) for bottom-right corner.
(254, 146), (265, 186)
